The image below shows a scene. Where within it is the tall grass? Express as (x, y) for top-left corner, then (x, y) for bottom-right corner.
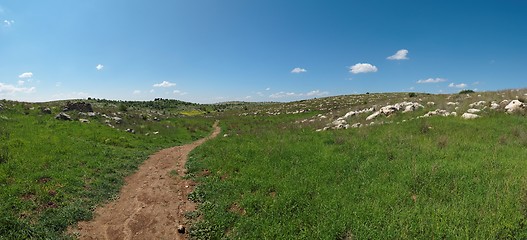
(188, 113), (527, 239)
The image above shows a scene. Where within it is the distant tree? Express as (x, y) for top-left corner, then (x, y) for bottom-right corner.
(459, 89), (475, 94)
(408, 92), (417, 98)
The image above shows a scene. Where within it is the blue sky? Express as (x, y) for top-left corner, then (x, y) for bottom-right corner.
(1, 1), (526, 103)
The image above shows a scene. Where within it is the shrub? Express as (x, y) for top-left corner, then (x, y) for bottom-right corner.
(408, 92), (417, 98)
(459, 89), (475, 94)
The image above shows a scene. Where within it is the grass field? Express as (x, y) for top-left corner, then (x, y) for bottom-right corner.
(188, 111), (527, 239)
(0, 101), (213, 239)
(1, 90), (526, 239)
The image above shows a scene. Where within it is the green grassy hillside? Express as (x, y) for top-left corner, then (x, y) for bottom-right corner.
(188, 90), (527, 239)
(0, 100), (213, 239)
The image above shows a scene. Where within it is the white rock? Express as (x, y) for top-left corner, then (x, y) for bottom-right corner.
(469, 101), (486, 108)
(427, 102), (435, 106)
(505, 100), (525, 113)
(351, 123), (362, 128)
(461, 113), (480, 119)
(466, 108), (481, 113)
(366, 111), (381, 121)
(490, 102), (500, 109)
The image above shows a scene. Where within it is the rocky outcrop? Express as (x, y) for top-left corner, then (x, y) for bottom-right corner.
(366, 102), (424, 121)
(63, 102), (93, 112)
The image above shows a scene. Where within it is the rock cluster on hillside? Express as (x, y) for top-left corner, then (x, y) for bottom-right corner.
(63, 102), (93, 112)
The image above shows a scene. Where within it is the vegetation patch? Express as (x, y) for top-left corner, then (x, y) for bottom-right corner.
(0, 100), (213, 239)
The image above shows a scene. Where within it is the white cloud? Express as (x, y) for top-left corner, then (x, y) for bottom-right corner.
(18, 72), (33, 78)
(291, 67), (307, 73)
(306, 90), (329, 97)
(416, 78), (446, 84)
(133, 90), (141, 94)
(265, 87), (271, 91)
(387, 49), (409, 60)
(269, 89), (329, 99)
(245, 96), (252, 99)
(3, 20), (14, 27)
(269, 92), (299, 98)
(153, 81), (176, 88)
(96, 64), (104, 71)
(448, 83), (467, 88)
(173, 90), (187, 95)
(0, 82), (35, 94)
(17, 80), (24, 85)
(349, 63), (378, 74)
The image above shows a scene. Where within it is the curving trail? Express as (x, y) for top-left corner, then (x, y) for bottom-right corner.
(72, 121), (220, 240)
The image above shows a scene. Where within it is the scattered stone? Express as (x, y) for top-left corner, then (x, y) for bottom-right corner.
(490, 102), (500, 110)
(427, 102), (435, 106)
(79, 119), (90, 123)
(351, 123), (362, 128)
(422, 109), (450, 117)
(126, 128), (135, 134)
(469, 101), (486, 108)
(55, 112), (72, 121)
(177, 225), (185, 234)
(461, 113), (480, 119)
(466, 108), (481, 114)
(505, 100), (525, 113)
(112, 117), (123, 124)
(41, 107), (52, 114)
(223, 134), (229, 137)
(87, 112), (97, 117)
(447, 102), (459, 106)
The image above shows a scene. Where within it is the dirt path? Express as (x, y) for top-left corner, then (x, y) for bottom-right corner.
(72, 121), (221, 240)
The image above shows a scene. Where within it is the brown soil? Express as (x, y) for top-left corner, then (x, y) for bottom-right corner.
(71, 121), (220, 240)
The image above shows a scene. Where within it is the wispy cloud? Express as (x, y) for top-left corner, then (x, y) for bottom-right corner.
(269, 89), (329, 99)
(448, 83), (467, 88)
(349, 63), (378, 74)
(291, 67), (307, 73)
(387, 49), (409, 60)
(133, 90), (141, 94)
(0, 82), (36, 94)
(3, 20), (14, 27)
(17, 80), (24, 85)
(153, 81), (176, 88)
(269, 92), (299, 98)
(173, 89), (187, 95)
(265, 87), (271, 91)
(96, 64), (104, 71)
(416, 78), (446, 84)
(18, 72), (33, 78)
(306, 90), (329, 96)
